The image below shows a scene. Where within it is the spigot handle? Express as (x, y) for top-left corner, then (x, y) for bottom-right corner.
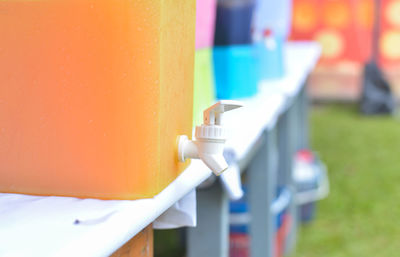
(203, 100), (243, 126)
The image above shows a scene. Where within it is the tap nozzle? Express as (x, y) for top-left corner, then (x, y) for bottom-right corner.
(178, 100), (243, 176)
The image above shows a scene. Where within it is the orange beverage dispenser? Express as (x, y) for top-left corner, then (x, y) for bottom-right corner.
(0, 0), (195, 200)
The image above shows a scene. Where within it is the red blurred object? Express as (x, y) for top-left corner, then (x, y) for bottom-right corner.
(296, 149), (314, 163)
(291, 0), (400, 101)
(229, 214), (292, 257)
(229, 233), (249, 257)
(290, 0), (379, 100)
(379, 0), (400, 69)
(263, 29), (273, 37)
(275, 214), (292, 257)
(290, 0), (373, 66)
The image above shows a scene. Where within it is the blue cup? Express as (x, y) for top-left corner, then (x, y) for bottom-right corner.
(213, 44), (259, 99)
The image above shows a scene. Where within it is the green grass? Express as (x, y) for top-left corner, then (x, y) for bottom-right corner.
(294, 104), (400, 257)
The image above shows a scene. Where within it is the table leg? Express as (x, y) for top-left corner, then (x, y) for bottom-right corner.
(277, 105), (298, 255)
(299, 83), (309, 150)
(187, 182), (229, 257)
(248, 129), (278, 257)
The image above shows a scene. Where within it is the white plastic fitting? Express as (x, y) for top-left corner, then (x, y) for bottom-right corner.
(178, 100), (243, 176)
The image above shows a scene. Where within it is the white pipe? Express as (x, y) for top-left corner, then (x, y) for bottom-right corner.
(178, 136), (228, 176)
(198, 152), (228, 176)
(183, 140), (198, 160)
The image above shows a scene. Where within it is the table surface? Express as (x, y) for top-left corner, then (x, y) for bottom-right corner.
(0, 42), (321, 257)
(224, 41), (321, 161)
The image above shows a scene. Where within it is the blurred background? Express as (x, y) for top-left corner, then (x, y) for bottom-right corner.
(292, 0), (400, 101)
(291, 1), (400, 256)
(158, 0), (400, 256)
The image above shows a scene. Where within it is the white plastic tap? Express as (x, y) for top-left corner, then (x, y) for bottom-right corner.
(178, 100), (243, 176)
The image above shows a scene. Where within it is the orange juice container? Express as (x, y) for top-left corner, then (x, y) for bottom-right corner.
(0, 0), (195, 200)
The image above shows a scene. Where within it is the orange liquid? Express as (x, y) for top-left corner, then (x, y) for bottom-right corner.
(0, 0), (195, 199)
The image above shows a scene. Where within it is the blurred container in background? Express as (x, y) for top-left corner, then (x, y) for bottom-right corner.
(252, 0), (292, 39)
(194, 0), (217, 126)
(193, 49), (216, 126)
(214, 0), (255, 45)
(252, 0), (291, 80)
(256, 33), (285, 80)
(293, 150), (330, 223)
(213, 45), (259, 99)
(196, 0), (217, 49)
